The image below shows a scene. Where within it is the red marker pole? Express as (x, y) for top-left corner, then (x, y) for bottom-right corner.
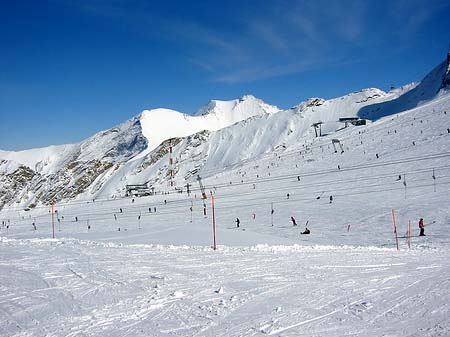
(51, 203), (55, 239)
(212, 195), (217, 250)
(391, 209), (399, 251)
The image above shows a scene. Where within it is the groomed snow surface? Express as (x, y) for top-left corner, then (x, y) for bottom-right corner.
(2, 83), (450, 334)
(1, 239), (449, 336)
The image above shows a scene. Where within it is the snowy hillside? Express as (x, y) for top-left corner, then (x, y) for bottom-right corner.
(0, 95), (278, 208)
(1, 53), (450, 337)
(2, 53), (450, 208)
(358, 54), (450, 120)
(140, 94), (280, 151)
(1, 84), (450, 337)
(0, 117), (147, 207)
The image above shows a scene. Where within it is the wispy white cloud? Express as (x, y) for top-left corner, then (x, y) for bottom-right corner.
(61, 0), (447, 83)
(214, 58), (324, 83)
(248, 21), (289, 53)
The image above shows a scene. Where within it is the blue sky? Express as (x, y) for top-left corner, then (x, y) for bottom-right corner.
(1, 0), (450, 150)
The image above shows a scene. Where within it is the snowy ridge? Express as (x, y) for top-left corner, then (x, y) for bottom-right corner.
(358, 55), (450, 119)
(139, 94), (280, 151)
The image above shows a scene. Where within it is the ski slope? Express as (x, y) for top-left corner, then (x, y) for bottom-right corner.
(1, 84), (450, 336)
(1, 55), (450, 336)
(1, 238), (449, 336)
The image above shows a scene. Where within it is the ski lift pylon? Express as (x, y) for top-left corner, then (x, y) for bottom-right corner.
(197, 175), (208, 200)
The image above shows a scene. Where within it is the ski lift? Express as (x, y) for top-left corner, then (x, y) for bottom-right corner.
(197, 175), (208, 200)
(331, 139), (344, 154)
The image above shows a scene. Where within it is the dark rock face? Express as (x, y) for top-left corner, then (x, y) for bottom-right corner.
(0, 117), (148, 208)
(0, 165), (36, 210)
(441, 51), (450, 90)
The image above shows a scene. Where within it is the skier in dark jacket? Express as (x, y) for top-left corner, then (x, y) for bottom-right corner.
(236, 218), (240, 228)
(290, 216), (297, 226)
(301, 227), (310, 234)
(419, 218), (425, 236)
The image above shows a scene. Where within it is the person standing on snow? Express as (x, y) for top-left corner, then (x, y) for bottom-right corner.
(290, 216), (297, 226)
(236, 218), (240, 228)
(419, 218), (425, 236)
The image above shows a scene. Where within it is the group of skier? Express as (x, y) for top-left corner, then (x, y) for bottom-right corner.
(235, 215), (310, 234)
(233, 215), (429, 237)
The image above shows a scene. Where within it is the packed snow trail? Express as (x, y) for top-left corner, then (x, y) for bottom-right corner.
(1, 238), (449, 337)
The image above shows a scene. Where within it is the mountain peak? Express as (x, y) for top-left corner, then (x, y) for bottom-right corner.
(239, 94), (257, 101)
(138, 96), (280, 151)
(194, 95), (280, 117)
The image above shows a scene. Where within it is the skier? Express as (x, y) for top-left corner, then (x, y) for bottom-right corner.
(120, 208), (122, 213)
(291, 216), (297, 226)
(75, 216), (78, 222)
(301, 227), (310, 234)
(236, 218), (240, 228)
(149, 207), (151, 213)
(329, 195), (333, 204)
(287, 193), (290, 200)
(419, 218), (425, 236)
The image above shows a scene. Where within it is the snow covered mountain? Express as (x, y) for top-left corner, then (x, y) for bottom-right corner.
(140, 94), (280, 151)
(0, 95), (279, 208)
(1, 53), (450, 209)
(357, 52), (450, 120)
(3, 53), (450, 337)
